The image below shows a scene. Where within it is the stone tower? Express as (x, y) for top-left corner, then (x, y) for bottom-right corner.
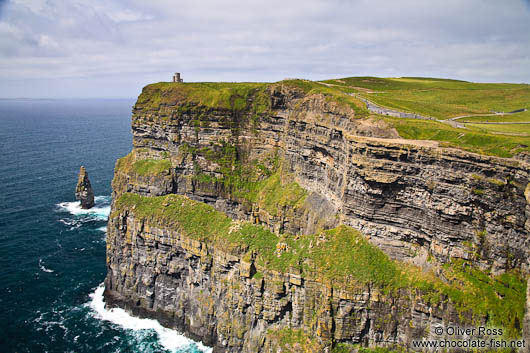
(172, 72), (183, 83)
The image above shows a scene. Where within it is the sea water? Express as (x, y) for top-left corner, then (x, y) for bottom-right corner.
(0, 99), (210, 352)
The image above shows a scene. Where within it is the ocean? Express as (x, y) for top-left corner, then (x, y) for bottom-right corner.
(0, 99), (210, 352)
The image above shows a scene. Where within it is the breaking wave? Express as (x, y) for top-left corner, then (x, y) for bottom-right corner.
(56, 195), (111, 221)
(39, 258), (54, 273)
(88, 284), (212, 353)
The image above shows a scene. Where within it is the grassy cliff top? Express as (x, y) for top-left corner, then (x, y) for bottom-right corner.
(115, 192), (527, 337)
(324, 76), (530, 119)
(134, 79), (368, 116)
(135, 76), (529, 118)
(133, 77), (530, 158)
(135, 81), (270, 112)
(385, 117), (530, 158)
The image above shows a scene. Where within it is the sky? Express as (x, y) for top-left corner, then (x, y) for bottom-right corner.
(0, 0), (529, 98)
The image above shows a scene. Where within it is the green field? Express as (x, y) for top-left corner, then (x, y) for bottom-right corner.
(467, 123), (530, 136)
(322, 77), (530, 120)
(455, 109), (530, 123)
(318, 76), (530, 156)
(381, 117), (530, 157)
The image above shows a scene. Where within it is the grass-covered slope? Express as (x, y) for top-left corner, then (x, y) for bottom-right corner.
(323, 76), (530, 119)
(134, 79), (369, 117)
(135, 82), (271, 113)
(317, 76), (530, 157)
(455, 110), (530, 123)
(385, 117), (530, 157)
(115, 151), (172, 176)
(187, 143), (308, 216)
(114, 192), (527, 337)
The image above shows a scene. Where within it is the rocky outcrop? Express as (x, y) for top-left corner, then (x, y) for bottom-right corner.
(75, 166), (94, 209)
(105, 82), (530, 352)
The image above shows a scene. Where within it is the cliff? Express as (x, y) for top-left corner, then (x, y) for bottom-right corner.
(105, 80), (529, 352)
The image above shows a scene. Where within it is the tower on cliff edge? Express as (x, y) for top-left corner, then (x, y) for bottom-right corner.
(172, 72), (183, 83)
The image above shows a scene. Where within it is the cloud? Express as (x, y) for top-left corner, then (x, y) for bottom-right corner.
(0, 0), (529, 98)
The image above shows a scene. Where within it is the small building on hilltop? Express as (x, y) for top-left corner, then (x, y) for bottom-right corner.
(172, 72), (183, 83)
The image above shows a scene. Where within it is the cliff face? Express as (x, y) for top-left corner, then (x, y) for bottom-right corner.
(116, 83), (530, 273)
(105, 81), (529, 352)
(105, 202), (467, 352)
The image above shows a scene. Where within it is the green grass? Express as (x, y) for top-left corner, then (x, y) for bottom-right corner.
(135, 81), (271, 113)
(466, 123), (530, 136)
(114, 193), (402, 286)
(184, 141), (308, 214)
(324, 77), (530, 120)
(266, 328), (320, 352)
(135, 79), (369, 118)
(132, 159), (172, 176)
(252, 171), (308, 216)
(304, 226), (404, 288)
(136, 77), (530, 159)
(417, 259), (527, 338)
(281, 79), (368, 117)
(115, 192), (527, 337)
(383, 117), (530, 157)
(455, 110), (530, 123)
(115, 193), (233, 242)
(115, 152), (172, 176)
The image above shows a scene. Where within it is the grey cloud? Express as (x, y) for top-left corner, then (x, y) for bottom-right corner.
(0, 0), (528, 98)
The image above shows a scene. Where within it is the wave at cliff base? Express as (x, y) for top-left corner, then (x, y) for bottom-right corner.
(88, 284), (212, 353)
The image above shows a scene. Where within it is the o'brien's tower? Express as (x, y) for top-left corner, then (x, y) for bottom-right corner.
(172, 72), (183, 83)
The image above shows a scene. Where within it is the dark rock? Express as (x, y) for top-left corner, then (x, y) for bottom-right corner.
(75, 166), (95, 209)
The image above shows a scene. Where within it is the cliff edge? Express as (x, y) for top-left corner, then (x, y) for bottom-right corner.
(104, 80), (529, 352)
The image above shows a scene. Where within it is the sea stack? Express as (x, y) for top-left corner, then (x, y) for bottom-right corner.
(75, 166), (95, 209)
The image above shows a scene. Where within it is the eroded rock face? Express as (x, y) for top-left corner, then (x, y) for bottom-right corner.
(104, 211), (469, 353)
(75, 166), (94, 209)
(105, 84), (530, 352)
(117, 86), (530, 274)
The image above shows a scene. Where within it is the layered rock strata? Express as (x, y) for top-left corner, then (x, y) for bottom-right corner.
(105, 204), (469, 352)
(105, 82), (530, 352)
(117, 84), (530, 273)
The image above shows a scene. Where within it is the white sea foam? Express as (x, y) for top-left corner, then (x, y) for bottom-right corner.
(58, 218), (82, 230)
(57, 195), (111, 221)
(88, 284), (212, 353)
(96, 226), (107, 233)
(39, 258), (54, 273)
